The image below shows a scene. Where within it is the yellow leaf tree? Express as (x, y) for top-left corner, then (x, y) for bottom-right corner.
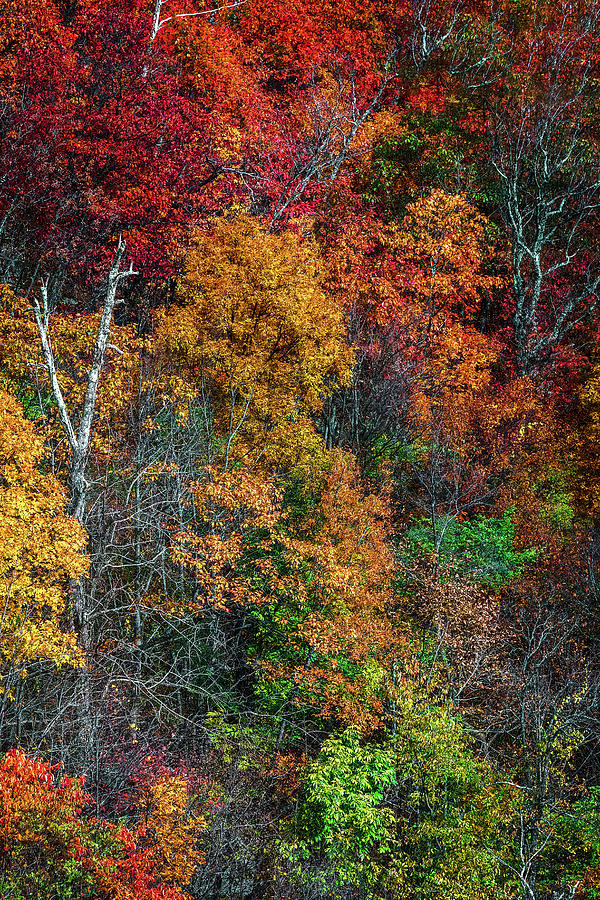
(156, 214), (353, 474)
(0, 389), (87, 673)
(142, 772), (207, 889)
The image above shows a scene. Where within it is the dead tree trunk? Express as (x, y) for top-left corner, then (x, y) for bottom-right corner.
(32, 237), (137, 769)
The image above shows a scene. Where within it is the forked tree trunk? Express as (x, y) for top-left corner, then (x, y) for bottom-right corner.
(32, 237), (137, 770)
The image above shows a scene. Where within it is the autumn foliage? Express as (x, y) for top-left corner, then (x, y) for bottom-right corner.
(2, 0), (600, 898)
(0, 748), (196, 899)
(0, 390), (87, 671)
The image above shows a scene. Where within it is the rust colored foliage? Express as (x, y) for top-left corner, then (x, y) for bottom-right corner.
(259, 453), (404, 729)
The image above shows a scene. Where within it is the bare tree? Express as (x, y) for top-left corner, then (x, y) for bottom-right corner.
(410, 0), (467, 69)
(471, 592), (600, 900)
(490, 2), (600, 374)
(32, 237), (137, 527)
(269, 56), (397, 227)
(30, 239), (137, 768)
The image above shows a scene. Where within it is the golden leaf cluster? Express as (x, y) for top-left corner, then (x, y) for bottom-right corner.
(0, 390), (87, 669)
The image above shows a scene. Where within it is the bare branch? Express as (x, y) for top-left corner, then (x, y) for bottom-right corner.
(32, 282), (78, 451)
(33, 237), (138, 523)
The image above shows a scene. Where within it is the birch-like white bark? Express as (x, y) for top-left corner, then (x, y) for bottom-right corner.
(32, 238), (137, 772)
(33, 236), (138, 523)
